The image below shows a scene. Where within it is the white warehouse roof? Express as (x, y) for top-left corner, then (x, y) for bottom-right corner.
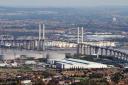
(55, 58), (108, 69)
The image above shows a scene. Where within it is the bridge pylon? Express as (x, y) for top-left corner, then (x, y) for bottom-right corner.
(76, 27), (84, 56)
(37, 23), (45, 51)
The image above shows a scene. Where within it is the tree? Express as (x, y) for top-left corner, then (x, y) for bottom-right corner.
(111, 72), (124, 84)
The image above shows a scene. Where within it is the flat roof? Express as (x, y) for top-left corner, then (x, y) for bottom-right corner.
(56, 58), (107, 66)
(67, 58), (99, 64)
(56, 61), (73, 65)
(65, 59), (89, 65)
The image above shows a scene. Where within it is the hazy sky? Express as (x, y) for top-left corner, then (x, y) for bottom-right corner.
(0, 0), (128, 7)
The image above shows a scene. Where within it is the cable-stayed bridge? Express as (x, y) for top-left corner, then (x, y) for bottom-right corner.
(0, 24), (128, 62)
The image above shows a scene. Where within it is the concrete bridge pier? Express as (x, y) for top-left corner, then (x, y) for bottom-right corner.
(42, 40), (45, 51)
(86, 45), (89, 55)
(29, 41), (32, 50)
(77, 44), (80, 56)
(123, 54), (127, 61)
(122, 54), (126, 61)
(26, 40), (30, 50)
(89, 46), (92, 55)
(26, 40), (29, 50)
(15, 41), (18, 48)
(77, 44), (86, 56)
(119, 52), (123, 59)
(23, 41), (26, 49)
(124, 57), (127, 61)
(81, 44), (84, 55)
(31, 40), (36, 50)
(109, 50), (112, 56)
(116, 52), (120, 59)
(125, 55), (128, 61)
(94, 47), (99, 58)
(100, 48), (104, 56)
(94, 47), (99, 54)
(83, 45), (86, 55)
(120, 53), (124, 60)
(83, 45), (85, 55)
(113, 51), (116, 58)
(92, 46), (95, 55)
(37, 40), (41, 50)
(36, 40), (45, 51)
(35, 40), (38, 50)
(30, 40), (35, 50)
(19, 41), (23, 49)
(10, 40), (13, 47)
(80, 44), (83, 55)
(105, 49), (108, 56)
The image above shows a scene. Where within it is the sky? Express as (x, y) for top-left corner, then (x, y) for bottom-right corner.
(0, 0), (128, 7)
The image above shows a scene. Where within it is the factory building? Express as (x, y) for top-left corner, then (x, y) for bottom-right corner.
(55, 58), (108, 69)
(47, 57), (108, 69)
(46, 52), (108, 69)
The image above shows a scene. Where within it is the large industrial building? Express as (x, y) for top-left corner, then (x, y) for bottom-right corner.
(47, 55), (108, 69)
(56, 58), (108, 69)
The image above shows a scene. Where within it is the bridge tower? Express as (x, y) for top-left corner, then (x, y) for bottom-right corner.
(77, 27), (80, 55)
(81, 27), (84, 54)
(42, 24), (45, 51)
(77, 27), (84, 56)
(76, 27), (100, 58)
(38, 23), (45, 51)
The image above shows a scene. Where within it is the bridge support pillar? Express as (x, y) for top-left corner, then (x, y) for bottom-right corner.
(77, 44), (80, 56)
(117, 52), (121, 59)
(37, 40), (41, 50)
(105, 49), (108, 56)
(42, 40), (45, 51)
(95, 47), (99, 58)
(86, 45), (89, 55)
(100, 48), (103, 56)
(89, 46), (92, 55)
(83, 45), (86, 55)
(109, 50), (112, 56)
(113, 51), (116, 57)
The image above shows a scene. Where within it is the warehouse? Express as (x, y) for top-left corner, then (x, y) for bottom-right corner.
(55, 58), (108, 69)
